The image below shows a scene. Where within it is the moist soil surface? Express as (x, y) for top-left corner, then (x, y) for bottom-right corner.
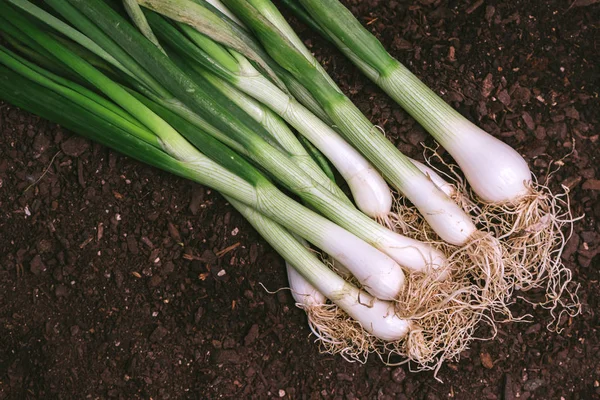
(1, 0), (599, 399)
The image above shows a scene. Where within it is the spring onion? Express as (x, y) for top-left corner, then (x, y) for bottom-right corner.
(0, 32), (413, 303)
(0, 0), (523, 372)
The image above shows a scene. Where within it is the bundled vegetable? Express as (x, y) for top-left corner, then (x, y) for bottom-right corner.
(0, 0), (578, 374)
(280, 0), (579, 319)
(0, 0), (492, 372)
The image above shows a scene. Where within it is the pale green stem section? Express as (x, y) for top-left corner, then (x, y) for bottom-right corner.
(138, 0), (283, 87)
(227, 197), (341, 288)
(201, 69), (347, 202)
(279, 71), (333, 125)
(376, 62), (463, 147)
(201, 0), (245, 26)
(178, 22), (241, 73)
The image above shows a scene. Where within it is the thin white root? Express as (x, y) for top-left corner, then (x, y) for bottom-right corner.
(475, 181), (582, 330)
(415, 147), (581, 328)
(298, 269), (498, 374)
(292, 145), (580, 372)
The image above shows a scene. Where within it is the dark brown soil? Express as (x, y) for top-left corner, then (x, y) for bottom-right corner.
(1, 0), (599, 399)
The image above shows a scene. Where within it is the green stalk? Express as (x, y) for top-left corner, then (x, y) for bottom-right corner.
(1, 31), (83, 85)
(177, 21), (241, 74)
(297, 135), (335, 182)
(142, 2), (391, 218)
(1, 41), (142, 128)
(187, 64), (345, 202)
(42, 0), (169, 97)
(7, 0), (138, 84)
(279, 0), (329, 40)
(144, 10), (239, 80)
(0, 64), (196, 180)
(294, 0), (460, 145)
(7, 0), (446, 276)
(142, 0), (331, 123)
(1, 3), (202, 163)
(59, 1), (346, 199)
(0, 47), (156, 147)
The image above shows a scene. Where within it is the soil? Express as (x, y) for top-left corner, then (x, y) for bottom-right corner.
(1, 0), (599, 399)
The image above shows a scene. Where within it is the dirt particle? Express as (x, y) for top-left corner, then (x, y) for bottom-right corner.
(148, 275), (162, 288)
(194, 307), (204, 323)
(167, 222), (182, 243)
(161, 261), (175, 277)
(60, 136), (90, 157)
(393, 37), (412, 50)
(391, 367), (406, 383)
(497, 90), (511, 106)
(564, 107), (580, 120)
(55, 284), (68, 298)
(480, 352), (494, 369)
(482, 74), (494, 97)
(561, 175), (582, 190)
(521, 112), (535, 130)
(523, 378), (545, 392)
(512, 86), (531, 104)
(582, 179), (600, 191)
(244, 324), (259, 346)
(33, 133), (51, 155)
(29, 255), (47, 276)
(126, 236), (139, 255)
(211, 349), (242, 365)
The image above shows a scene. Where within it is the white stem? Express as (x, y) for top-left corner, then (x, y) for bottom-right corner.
(440, 120), (531, 203)
(200, 70), (346, 200)
(251, 183), (406, 300)
(376, 228), (449, 278)
(329, 99), (479, 246)
(379, 64), (531, 203)
(287, 261), (327, 306)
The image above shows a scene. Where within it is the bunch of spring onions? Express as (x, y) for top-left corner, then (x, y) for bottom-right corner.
(0, 0), (577, 372)
(277, 0), (579, 321)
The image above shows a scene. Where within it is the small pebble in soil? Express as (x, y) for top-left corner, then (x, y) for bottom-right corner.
(60, 136), (89, 157)
(480, 352), (494, 369)
(30, 255), (47, 275)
